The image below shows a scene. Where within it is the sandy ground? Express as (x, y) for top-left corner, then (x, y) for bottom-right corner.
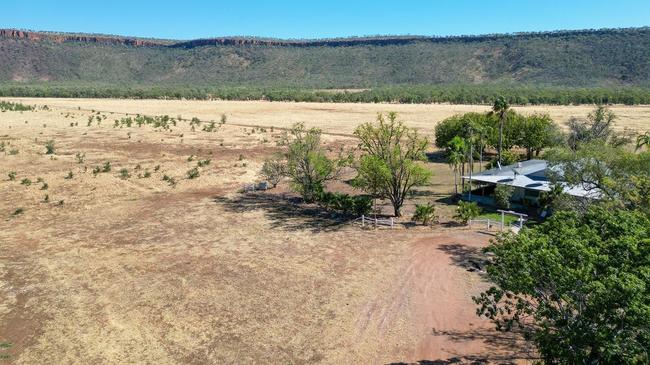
(0, 100), (567, 364)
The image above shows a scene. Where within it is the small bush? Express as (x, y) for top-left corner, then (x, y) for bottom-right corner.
(65, 171), (74, 179)
(197, 159), (211, 167)
(13, 207), (24, 216)
(43, 194), (49, 203)
(40, 182), (48, 190)
(187, 155), (195, 162)
(454, 201), (481, 224)
(45, 140), (55, 155)
(494, 184), (515, 209)
(154, 164), (161, 172)
(186, 167), (200, 179)
(20, 178), (32, 186)
(119, 168), (130, 180)
(75, 152), (85, 164)
(9, 149), (19, 155)
(162, 174), (177, 187)
(8, 171), (16, 181)
(412, 203), (437, 225)
(260, 159), (286, 188)
(102, 162), (111, 173)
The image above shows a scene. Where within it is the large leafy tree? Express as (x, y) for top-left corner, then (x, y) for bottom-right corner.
(474, 205), (650, 364)
(283, 123), (342, 202)
(353, 112), (431, 217)
(545, 142), (650, 215)
(518, 113), (563, 159)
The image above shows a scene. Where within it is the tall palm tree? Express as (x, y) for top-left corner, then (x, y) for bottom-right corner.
(447, 136), (466, 195)
(492, 96), (509, 165)
(636, 132), (650, 151)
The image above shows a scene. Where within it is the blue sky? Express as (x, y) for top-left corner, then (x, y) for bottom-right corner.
(2, 0), (649, 40)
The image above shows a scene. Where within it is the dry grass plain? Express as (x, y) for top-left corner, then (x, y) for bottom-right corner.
(2, 98), (647, 364)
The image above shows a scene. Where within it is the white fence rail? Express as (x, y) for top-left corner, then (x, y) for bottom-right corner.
(468, 219), (504, 231)
(358, 215), (394, 229)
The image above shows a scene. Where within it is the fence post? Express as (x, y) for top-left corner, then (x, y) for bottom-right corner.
(390, 218), (394, 229)
(361, 215), (365, 227)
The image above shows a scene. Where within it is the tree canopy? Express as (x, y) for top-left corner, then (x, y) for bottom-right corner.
(474, 205), (650, 364)
(353, 112), (431, 216)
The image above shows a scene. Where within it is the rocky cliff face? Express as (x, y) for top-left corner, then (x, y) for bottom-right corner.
(0, 29), (166, 47)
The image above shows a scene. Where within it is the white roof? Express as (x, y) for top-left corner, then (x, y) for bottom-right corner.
(463, 160), (600, 199)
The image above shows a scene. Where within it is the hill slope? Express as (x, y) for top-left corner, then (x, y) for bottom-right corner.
(1, 27), (649, 89)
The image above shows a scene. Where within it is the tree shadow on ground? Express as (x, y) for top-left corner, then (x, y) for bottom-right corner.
(213, 192), (350, 233)
(438, 243), (489, 275)
(426, 150), (447, 163)
(388, 327), (536, 365)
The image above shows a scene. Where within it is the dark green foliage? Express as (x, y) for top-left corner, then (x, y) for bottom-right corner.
(317, 191), (373, 216)
(474, 206), (650, 364)
(7, 171), (16, 181)
(65, 171), (74, 179)
(12, 208), (24, 216)
(20, 178), (31, 186)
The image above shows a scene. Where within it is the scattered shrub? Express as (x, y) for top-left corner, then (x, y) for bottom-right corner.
(260, 159), (286, 188)
(75, 152), (85, 163)
(119, 168), (130, 179)
(20, 178), (31, 186)
(40, 182), (48, 190)
(412, 203), (437, 225)
(65, 171), (74, 179)
(186, 167), (200, 179)
(454, 201), (481, 224)
(12, 207), (24, 216)
(45, 140), (55, 155)
(102, 162), (111, 173)
(8, 171), (16, 181)
(197, 159), (211, 167)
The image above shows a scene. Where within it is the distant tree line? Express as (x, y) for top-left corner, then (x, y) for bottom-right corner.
(2, 84), (650, 105)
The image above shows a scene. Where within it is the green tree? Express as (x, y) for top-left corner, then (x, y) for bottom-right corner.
(474, 205), (650, 364)
(518, 114), (562, 159)
(353, 112), (431, 217)
(545, 141), (650, 215)
(284, 123), (341, 202)
(491, 96), (509, 164)
(446, 136), (466, 195)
